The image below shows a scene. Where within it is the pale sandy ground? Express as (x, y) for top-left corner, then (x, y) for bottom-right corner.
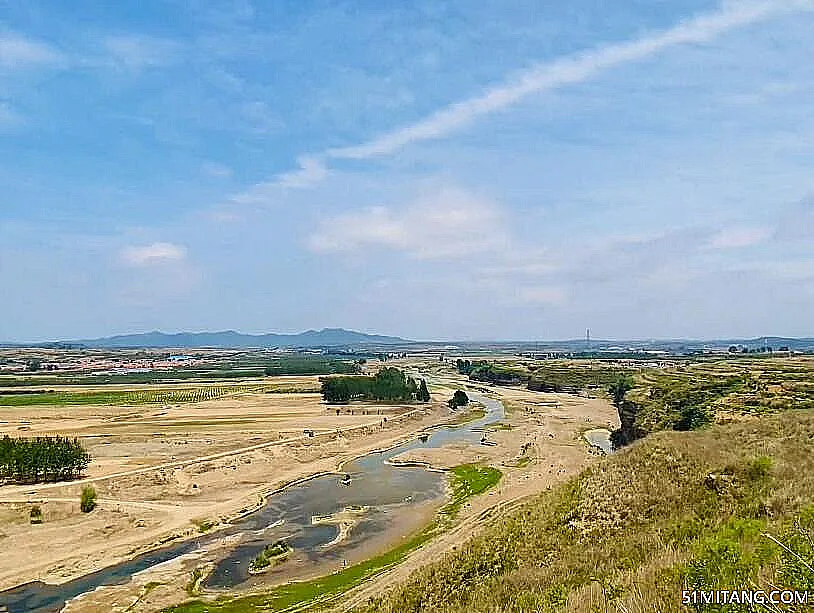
(0, 372), (619, 613)
(0, 382), (443, 593)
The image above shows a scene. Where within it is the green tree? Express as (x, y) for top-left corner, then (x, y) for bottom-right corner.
(448, 390), (469, 408)
(608, 375), (634, 408)
(0, 435), (90, 484)
(80, 485), (97, 513)
(418, 379), (431, 403)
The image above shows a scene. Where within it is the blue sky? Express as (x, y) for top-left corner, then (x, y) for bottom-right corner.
(2, 0), (813, 342)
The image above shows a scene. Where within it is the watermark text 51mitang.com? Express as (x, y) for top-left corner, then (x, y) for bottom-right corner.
(682, 590), (812, 606)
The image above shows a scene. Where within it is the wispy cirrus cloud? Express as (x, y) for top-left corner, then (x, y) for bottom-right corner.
(0, 32), (62, 69)
(248, 0), (812, 193)
(103, 35), (182, 71)
(708, 226), (771, 249)
(275, 156), (327, 188)
(120, 242), (187, 266)
(330, 0), (811, 160)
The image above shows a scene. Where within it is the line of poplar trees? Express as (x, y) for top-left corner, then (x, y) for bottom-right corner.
(0, 435), (91, 483)
(321, 367), (431, 403)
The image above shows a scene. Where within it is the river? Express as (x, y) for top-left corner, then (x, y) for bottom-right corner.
(0, 393), (504, 613)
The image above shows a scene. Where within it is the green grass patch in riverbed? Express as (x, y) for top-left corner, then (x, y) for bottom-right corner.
(442, 464), (503, 519)
(163, 464), (502, 613)
(485, 421), (513, 431)
(445, 407), (486, 426)
(506, 456), (532, 469)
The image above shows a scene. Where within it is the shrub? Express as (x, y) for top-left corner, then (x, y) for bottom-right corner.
(448, 390), (469, 409)
(745, 455), (773, 481)
(80, 485), (97, 513)
(29, 505), (43, 524)
(251, 540), (292, 571)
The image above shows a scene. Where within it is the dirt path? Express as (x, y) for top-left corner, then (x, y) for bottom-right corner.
(0, 497), (192, 511)
(0, 409), (426, 501)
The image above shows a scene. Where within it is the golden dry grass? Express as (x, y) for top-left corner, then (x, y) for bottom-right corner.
(355, 410), (814, 613)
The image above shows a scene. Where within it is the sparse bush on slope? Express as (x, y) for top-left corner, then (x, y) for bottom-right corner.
(357, 411), (814, 613)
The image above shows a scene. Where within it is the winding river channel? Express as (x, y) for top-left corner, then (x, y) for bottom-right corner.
(0, 393), (504, 613)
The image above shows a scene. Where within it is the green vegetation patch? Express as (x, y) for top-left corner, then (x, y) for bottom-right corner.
(264, 357), (361, 376)
(321, 368), (429, 403)
(485, 421), (514, 431)
(0, 386), (259, 407)
(29, 504), (43, 524)
(250, 541), (292, 572)
(191, 518), (214, 533)
(0, 354), (362, 387)
(442, 464), (503, 518)
(612, 358), (814, 444)
(456, 358), (635, 393)
(1, 435), (90, 484)
(445, 407), (486, 426)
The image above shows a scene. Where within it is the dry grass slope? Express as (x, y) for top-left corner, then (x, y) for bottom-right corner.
(355, 410), (814, 613)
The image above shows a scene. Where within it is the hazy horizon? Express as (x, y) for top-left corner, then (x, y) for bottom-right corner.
(3, 1), (813, 342)
(5, 326), (813, 346)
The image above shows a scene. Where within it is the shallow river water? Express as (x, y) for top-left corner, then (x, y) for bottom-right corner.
(0, 393), (503, 613)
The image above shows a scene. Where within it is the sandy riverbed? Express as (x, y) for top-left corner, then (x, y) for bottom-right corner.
(2, 378), (618, 613)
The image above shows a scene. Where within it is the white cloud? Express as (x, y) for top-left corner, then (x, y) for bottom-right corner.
(104, 35), (181, 70)
(120, 242), (187, 266)
(709, 226), (771, 249)
(325, 0), (808, 160)
(275, 156), (328, 188)
(228, 157), (327, 205)
(307, 186), (506, 259)
(257, 0), (811, 192)
(0, 33), (61, 69)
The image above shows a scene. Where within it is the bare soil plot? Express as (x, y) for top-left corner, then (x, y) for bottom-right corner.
(0, 384), (444, 592)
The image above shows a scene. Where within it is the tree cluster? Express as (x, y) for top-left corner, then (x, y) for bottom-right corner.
(608, 375), (634, 408)
(455, 359), (487, 375)
(468, 363), (527, 385)
(321, 367), (430, 404)
(263, 357), (361, 376)
(0, 435), (90, 484)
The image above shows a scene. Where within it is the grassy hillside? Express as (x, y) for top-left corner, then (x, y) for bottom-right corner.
(356, 411), (814, 613)
(614, 358), (814, 444)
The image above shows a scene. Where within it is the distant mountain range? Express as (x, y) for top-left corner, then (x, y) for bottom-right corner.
(68, 328), (410, 349)
(2, 331), (812, 351)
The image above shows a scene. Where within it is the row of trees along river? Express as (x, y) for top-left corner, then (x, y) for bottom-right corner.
(0, 435), (90, 484)
(321, 367), (431, 403)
